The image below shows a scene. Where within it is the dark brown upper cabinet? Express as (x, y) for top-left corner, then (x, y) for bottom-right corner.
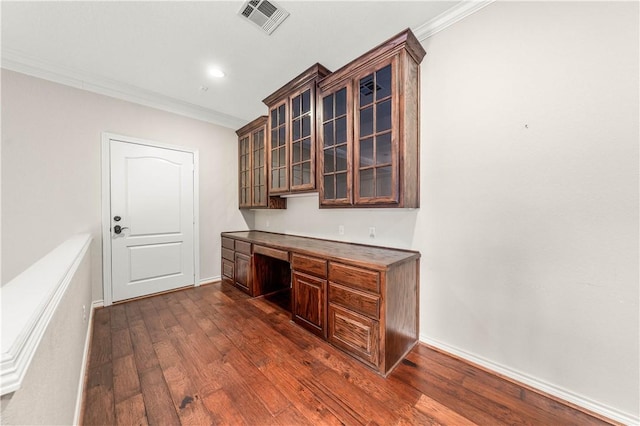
(263, 63), (331, 195)
(317, 29), (426, 208)
(236, 116), (286, 210)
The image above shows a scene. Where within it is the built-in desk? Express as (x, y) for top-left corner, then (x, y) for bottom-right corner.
(221, 230), (420, 376)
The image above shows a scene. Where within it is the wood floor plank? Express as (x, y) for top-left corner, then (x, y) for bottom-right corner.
(259, 360), (344, 426)
(82, 283), (616, 426)
(115, 393), (148, 426)
(110, 303), (129, 331)
(202, 388), (247, 426)
(113, 354), (142, 404)
(415, 393), (478, 425)
(129, 319), (160, 373)
(88, 307), (112, 368)
(138, 298), (169, 343)
(152, 342), (214, 425)
(392, 357), (511, 425)
(208, 358), (278, 425)
(82, 362), (115, 425)
(223, 346), (291, 416)
(139, 366), (180, 426)
(111, 327), (133, 360)
(166, 330), (224, 398)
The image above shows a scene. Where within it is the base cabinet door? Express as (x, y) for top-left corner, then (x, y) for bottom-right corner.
(222, 258), (234, 283)
(292, 271), (326, 337)
(234, 252), (252, 295)
(328, 304), (379, 367)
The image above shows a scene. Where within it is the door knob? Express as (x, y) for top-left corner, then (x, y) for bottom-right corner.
(114, 225), (129, 234)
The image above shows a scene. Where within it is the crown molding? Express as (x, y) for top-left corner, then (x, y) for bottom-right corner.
(1, 48), (246, 130)
(413, 0), (495, 41)
(0, 1), (493, 130)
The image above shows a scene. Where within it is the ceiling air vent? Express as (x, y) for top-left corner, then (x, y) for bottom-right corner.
(238, 0), (289, 35)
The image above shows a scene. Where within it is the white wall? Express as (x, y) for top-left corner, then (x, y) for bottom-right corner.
(0, 246), (92, 425)
(1, 69), (252, 298)
(254, 1), (639, 421)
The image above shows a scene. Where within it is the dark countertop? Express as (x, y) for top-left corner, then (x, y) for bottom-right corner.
(222, 230), (419, 271)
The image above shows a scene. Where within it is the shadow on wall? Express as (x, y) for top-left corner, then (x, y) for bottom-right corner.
(251, 193), (420, 250)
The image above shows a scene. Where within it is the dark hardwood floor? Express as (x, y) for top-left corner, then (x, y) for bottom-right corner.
(81, 282), (615, 425)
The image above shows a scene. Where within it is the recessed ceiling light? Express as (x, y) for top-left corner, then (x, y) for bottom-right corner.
(208, 68), (225, 78)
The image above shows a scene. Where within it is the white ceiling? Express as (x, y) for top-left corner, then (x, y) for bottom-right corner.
(1, 1), (469, 129)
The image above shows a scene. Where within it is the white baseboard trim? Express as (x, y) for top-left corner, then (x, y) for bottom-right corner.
(200, 276), (221, 285)
(72, 300), (103, 425)
(420, 335), (638, 426)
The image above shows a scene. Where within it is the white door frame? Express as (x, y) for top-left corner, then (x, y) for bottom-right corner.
(101, 132), (200, 307)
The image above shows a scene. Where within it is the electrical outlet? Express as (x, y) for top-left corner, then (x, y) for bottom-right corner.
(369, 227), (376, 238)
(266, 220), (270, 228)
(82, 305), (87, 323)
(338, 225), (345, 235)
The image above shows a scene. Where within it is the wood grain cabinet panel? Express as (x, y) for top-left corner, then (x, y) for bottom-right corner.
(221, 231), (420, 376)
(317, 28), (426, 208)
(235, 240), (252, 255)
(328, 304), (379, 367)
(222, 237), (234, 250)
(329, 263), (379, 293)
(222, 248), (234, 261)
(263, 63), (331, 195)
(292, 253), (327, 278)
(253, 244), (289, 262)
(329, 283), (380, 320)
(292, 271), (326, 338)
(235, 116), (286, 210)
(234, 252), (252, 294)
(222, 259), (234, 282)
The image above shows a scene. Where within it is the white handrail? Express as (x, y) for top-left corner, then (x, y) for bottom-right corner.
(0, 233), (92, 395)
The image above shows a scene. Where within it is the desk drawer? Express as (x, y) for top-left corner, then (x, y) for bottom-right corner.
(222, 248), (234, 261)
(254, 245), (288, 262)
(235, 240), (252, 255)
(292, 253), (327, 278)
(329, 263), (379, 293)
(329, 283), (380, 320)
(222, 237), (234, 250)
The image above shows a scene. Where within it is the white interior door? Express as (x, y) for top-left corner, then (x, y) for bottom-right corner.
(110, 140), (195, 302)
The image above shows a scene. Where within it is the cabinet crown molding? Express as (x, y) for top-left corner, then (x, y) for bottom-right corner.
(262, 62), (331, 106)
(235, 115), (267, 136)
(318, 28), (425, 91)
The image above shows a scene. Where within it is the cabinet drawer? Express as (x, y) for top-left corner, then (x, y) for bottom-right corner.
(254, 245), (289, 262)
(292, 253), (327, 278)
(222, 237), (234, 250)
(328, 304), (379, 367)
(235, 240), (252, 255)
(329, 263), (380, 293)
(222, 248), (234, 261)
(329, 283), (379, 320)
(222, 258), (234, 279)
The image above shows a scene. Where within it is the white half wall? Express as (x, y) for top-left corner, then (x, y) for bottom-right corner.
(0, 242), (92, 425)
(1, 69), (252, 297)
(253, 1), (639, 421)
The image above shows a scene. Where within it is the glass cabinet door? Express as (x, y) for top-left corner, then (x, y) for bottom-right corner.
(320, 86), (351, 205)
(270, 103), (288, 193)
(239, 135), (251, 208)
(290, 88), (314, 191)
(251, 128), (267, 207)
(355, 60), (397, 204)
